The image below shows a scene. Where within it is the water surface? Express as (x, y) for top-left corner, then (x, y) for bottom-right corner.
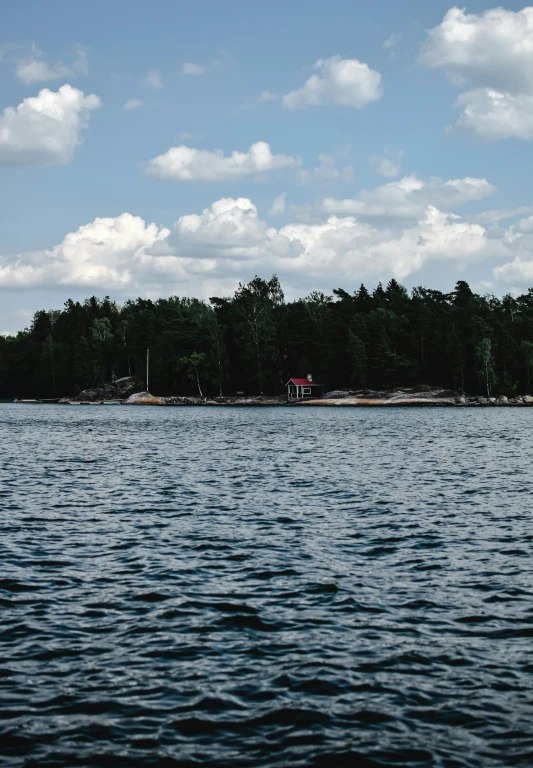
(1, 405), (532, 767)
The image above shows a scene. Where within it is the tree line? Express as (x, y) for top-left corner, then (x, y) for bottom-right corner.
(2, 276), (533, 399)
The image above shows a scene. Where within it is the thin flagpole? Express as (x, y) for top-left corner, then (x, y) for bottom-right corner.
(146, 348), (149, 392)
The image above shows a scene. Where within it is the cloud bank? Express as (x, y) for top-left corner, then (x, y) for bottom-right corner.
(2, 174), (532, 298)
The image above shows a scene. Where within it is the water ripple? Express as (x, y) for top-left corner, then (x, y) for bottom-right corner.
(1, 405), (533, 767)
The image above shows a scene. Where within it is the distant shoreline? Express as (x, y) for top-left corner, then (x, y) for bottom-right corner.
(10, 390), (533, 408)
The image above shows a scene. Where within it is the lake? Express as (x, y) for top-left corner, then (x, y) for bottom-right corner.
(1, 404), (532, 767)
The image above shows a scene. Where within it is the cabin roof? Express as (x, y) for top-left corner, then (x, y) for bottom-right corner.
(286, 378), (321, 386)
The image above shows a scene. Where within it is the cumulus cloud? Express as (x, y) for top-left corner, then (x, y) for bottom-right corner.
(181, 62), (204, 75)
(173, 198), (274, 255)
(323, 174), (496, 225)
(0, 84), (101, 167)
(421, 6), (533, 140)
(123, 98), (144, 110)
(298, 153), (354, 184)
(146, 141), (300, 182)
(450, 88), (533, 140)
(0, 214), (170, 289)
(16, 44), (88, 85)
(283, 55), (383, 110)
(142, 69), (164, 90)
(0, 198), (495, 297)
(1, 181), (521, 299)
(420, 6), (533, 93)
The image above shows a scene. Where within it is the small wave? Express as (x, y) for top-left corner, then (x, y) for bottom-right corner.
(2, 405), (533, 767)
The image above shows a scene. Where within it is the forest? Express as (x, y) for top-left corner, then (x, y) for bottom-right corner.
(2, 275), (533, 400)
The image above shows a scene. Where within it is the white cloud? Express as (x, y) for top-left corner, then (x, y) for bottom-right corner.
(181, 62), (204, 75)
(0, 213), (170, 289)
(494, 259), (533, 285)
(269, 193), (287, 217)
(142, 69), (164, 90)
(421, 6), (533, 140)
(0, 84), (101, 167)
(298, 153), (354, 184)
(174, 198), (273, 254)
(383, 33), (401, 59)
(0, 187), (513, 298)
(420, 6), (533, 93)
(16, 44), (88, 85)
(450, 88), (533, 140)
(146, 141), (300, 181)
(164, 200), (502, 289)
(469, 206), (533, 226)
(323, 174), (496, 224)
(123, 98), (144, 110)
(493, 215), (533, 284)
(257, 90), (277, 102)
(371, 148), (403, 178)
(383, 33), (401, 50)
(283, 55), (383, 110)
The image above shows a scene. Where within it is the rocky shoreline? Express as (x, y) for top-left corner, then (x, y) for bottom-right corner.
(45, 383), (533, 407)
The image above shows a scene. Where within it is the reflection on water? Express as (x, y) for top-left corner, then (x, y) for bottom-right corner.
(1, 404), (532, 767)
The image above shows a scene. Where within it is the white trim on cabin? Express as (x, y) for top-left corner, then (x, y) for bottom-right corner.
(286, 380), (321, 400)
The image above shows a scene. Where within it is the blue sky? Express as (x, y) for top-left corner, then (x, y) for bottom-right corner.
(1, 1), (533, 333)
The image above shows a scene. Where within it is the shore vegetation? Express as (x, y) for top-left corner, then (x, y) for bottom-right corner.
(2, 276), (533, 399)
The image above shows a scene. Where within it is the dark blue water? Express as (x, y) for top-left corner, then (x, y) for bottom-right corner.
(1, 404), (532, 767)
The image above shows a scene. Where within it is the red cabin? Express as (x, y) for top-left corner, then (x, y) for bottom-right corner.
(286, 374), (322, 401)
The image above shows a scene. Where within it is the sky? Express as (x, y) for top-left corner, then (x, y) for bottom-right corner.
(2, 0), (533, 333)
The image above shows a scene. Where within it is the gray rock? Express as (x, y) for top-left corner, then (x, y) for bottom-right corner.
(435, 389), (460, 399)
(124, 391), (165, 405)
(72, 378), (138, 402)
(323, 390), (362, 399)
(73, 387), (106, 402)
